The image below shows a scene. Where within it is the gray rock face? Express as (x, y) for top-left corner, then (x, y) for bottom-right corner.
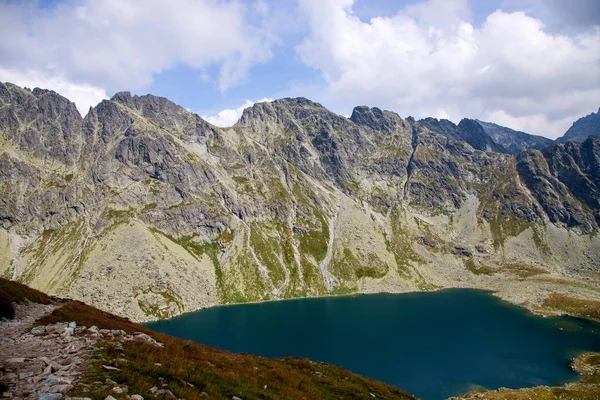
(419, 117), (506, 153)
(1, 81), (599, 322)
(419, 117), (554, 154)
(0, 82), (84, 166)
(475, 120), (554, 154)
(556, 108), (600, 143)
(517, 137), (600, 231)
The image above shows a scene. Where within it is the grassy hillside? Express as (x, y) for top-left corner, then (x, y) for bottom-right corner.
(0, 278), (415, 400)
(0, 277), (51, 319)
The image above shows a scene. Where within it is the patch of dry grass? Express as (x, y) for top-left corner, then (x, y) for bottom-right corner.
(543, 293), (600, 321)
(36, 300), (152, 334)
(503, 262), (549, 278)
(34, 299), (416, 400)
(0, 277), (51, 319)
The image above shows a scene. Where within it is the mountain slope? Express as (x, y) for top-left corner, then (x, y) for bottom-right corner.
(475, 119), (553, 154)
(418, 117), (507, 153)
(419, 117), (554, 154)
(556, 108), (600, 143)
(1, 81), (599, 323)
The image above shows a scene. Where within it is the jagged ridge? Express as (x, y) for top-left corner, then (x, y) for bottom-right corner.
(1, 81), (599, 323)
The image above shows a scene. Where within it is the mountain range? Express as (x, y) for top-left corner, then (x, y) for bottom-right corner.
(0, 81), (599, 322)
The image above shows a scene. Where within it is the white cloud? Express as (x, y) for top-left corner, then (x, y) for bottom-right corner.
(296, 0), (600, 138)
(0, 66), (107, 116)
(0, 0), (275, 94)
(202, 98), (273, 127)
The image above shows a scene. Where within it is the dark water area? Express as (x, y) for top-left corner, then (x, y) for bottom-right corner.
(146, 289), (600, 399)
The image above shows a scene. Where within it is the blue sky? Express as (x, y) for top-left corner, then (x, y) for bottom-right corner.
(1, 0), (599, 138)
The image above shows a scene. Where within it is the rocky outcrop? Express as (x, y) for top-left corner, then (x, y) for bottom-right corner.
(0, 301), (162, 400)
(516, 137), (600, 231)
(1, 82), (599, 322)
(556, 108), (600, 143)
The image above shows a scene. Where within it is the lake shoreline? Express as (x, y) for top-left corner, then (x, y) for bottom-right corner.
(146, 289), (600, 400)
(143, 278), (600, 325)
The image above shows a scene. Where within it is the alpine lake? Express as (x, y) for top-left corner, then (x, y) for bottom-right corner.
(146, 289), (600, 399)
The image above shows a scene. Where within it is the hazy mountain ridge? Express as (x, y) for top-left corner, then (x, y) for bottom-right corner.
(1, 81), (599, 322)
(475, 119), (554, 154)
(556, 108), (600, 143)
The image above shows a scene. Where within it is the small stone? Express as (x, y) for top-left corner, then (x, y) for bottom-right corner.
(61, 327), (74, 337)
(5, 358), (26, 363)
(199, 393), (208, 398)
(68, 321), (77, 328)
(38, 395), (63, 400)
(75, 326), (87, 334)
(48, 385), (73, 394)
(263, 385), (267, 390)
(370, 393), (376, 398)
(99, 329), (113, 337)
(130, 395), (144, 400)
(101, 365), (120, 371)
(154, 363), (162, 367)
(311, 371), (324, 377)
(104, 396), (117, 400)
(150, 389), (175, 399)
(87, 326), (99, 336)
(232, 397), (242, 400)
(43, 375), (59, 386)
(106, 378), (117, 386)
(31, 326), (46, 335)
(112, 387), (126, 394)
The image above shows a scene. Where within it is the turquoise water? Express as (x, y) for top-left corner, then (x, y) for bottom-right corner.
(146, 289), (600, 399)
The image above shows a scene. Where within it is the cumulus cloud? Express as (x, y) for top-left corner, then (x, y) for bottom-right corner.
(520, 0), (600, 30)
(296, 0), (600, 138)
(0, 0), (275, 94)
(202, 98), (273, 127)
(0, 67), (107, 116)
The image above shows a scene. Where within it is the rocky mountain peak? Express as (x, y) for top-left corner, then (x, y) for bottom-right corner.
(457, 118), (506, 153)
(556, 107), (600, 143)
(350, 106), (403, 133)
(0, 80), (83, 166)
(110, 91), (134, 106)
(239, 97), (309, 121)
